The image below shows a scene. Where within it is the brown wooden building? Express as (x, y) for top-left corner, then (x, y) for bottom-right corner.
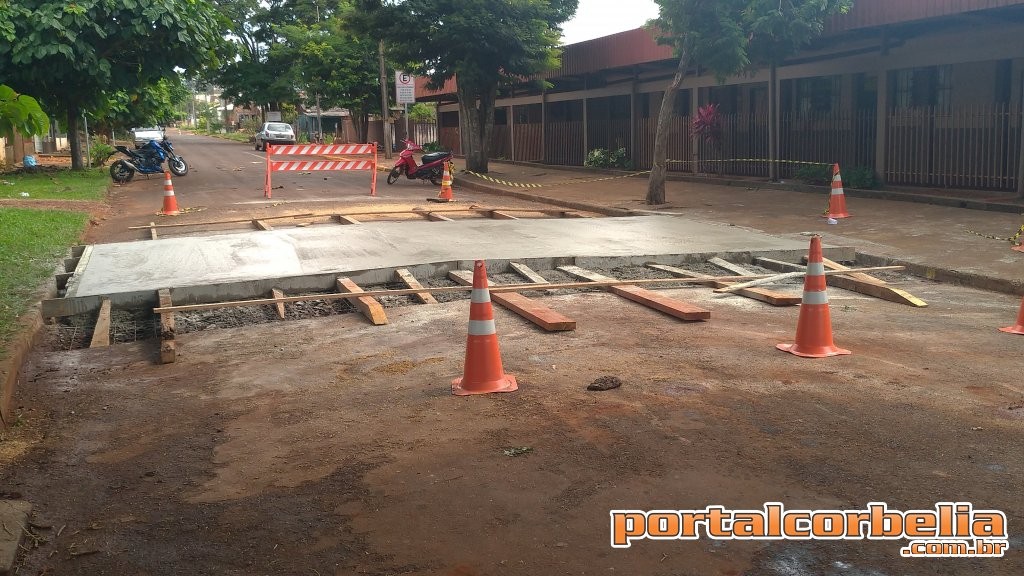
(418, 0), (1024, 193)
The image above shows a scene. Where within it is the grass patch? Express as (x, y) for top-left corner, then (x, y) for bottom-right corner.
(0, 168), (109, 201)
(0, 208), (89, 348)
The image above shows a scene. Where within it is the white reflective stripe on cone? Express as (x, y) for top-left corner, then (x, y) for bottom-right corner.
(807, 262), (826, 276)
(802, 290), (829, 305)
(164, 189), (174, 196)
(468, 319), (496, 336)
(831, 189), (845, 195)
(470, 288), (491, 303)
(833, 174), (842, 182)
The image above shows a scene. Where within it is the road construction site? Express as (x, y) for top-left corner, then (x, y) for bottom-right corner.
(2, 133), (1023, 575)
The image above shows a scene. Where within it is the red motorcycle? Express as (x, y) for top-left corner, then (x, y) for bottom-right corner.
(386, 139), (453, 185)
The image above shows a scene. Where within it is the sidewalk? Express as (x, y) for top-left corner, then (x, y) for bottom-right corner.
(457, 161), (1024, 295)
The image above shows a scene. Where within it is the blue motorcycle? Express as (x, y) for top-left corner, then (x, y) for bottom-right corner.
(109, 138), (188, 183)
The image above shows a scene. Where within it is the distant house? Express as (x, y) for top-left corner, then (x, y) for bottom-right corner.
(417, 0), (1024, 193)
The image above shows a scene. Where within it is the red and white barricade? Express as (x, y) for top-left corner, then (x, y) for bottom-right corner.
(264, 143), (378, 198)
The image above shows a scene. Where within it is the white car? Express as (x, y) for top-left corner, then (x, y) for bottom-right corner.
(131, 126), (165, 148)
(254, 122), (296, 151)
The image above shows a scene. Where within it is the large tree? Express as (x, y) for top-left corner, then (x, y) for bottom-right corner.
(355, 0), (577, 172)
(0, 0), (224, 169)
(645, 0), (852, 204)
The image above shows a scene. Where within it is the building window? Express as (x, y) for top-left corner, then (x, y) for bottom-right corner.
(794, 76), (839, 115)
(892, 66), (952, 109)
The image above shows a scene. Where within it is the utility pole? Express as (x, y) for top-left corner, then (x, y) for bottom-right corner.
(378, 39), (393, 159)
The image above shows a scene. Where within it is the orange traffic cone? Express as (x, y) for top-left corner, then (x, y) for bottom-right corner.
(823, 163), (850, 219)
(161, 171), (180, 216)
(999, 297), (1024, 335)
(777, 235), (851, 358)
(452, 260), (518, 395)
(435, 162), (454, 202)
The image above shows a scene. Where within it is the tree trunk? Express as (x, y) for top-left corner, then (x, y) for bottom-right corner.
(646, 50), (689, 205)
(458, 82), (496, 173)
(67, 103), (84, 170)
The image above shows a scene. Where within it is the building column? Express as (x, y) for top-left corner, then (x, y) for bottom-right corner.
(875, 70), (889, 185)
(509, 105), (516, 162)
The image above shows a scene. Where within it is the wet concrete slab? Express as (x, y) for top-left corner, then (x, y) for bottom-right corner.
(51, 216), (853, 315)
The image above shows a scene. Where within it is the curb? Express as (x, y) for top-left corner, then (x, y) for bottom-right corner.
(456, 177), (635, 217)
(0, 301), (46, 428)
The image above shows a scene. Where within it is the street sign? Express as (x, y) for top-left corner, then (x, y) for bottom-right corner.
(395, 71), (415, 104)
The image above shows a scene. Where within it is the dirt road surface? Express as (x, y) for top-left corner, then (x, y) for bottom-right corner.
(2, 134), (1022, 574)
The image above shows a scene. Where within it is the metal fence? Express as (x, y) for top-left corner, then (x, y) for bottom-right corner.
(886, 104), (1020, 190)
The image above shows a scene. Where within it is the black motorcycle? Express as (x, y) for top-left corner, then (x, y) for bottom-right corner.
(109, 138), (188, 183)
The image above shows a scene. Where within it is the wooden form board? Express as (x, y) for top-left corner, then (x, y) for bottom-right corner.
(756, 257), (927, 307)
(89, 298), (111, 348)
(252, 219), (274, 231)
(646, 264), (801, 307)
(158, 289), (176, 364)
(333, 214), (361, 225)
(489, 210), (518, 220)
(149, 222), (158, 240)
(425, 212), (454, 222)
(271, 288), (287, 319)
(558, 265), (711, 321)
(448, 270), (576, 332)
(395, 269), (437, 304)
(336, 278), (389, 325)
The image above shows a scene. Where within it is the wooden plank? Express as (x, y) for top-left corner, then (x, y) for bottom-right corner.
(158, 289), (176, 364)
(755, 258), (927, 307)
(558, 265), (710, 321)
(55, 273), (73, 292)
(333, 214), (361, 225)
(146, 267), (905, 315)
(425, 212), (454, 222)
(560, 211), (587, 218)
(707, 257), (753, 277)
(647, 264), (800, 306)
(490, 210), (518, 220)
(89, 298), (111, 348)
(64, 258), (80, 273)
(448, 270), (576, 331)
(395, 269), (437, 304)
(252, 219), (274, 231)
(509, 262), (550, 285)
(336, 278), (388, 325)
(271, 288), (287, 319)
(811, 256), (886, 285)
(149, 222), (158, 240)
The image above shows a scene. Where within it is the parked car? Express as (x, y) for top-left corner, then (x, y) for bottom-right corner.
(131, 126), (165, 148)
(254, 122), (296, 151)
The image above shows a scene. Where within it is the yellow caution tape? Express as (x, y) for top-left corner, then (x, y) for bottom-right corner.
(966, 224), (1024, 245)
(461, 169), (650, 189)
(667, 158), (831, 166)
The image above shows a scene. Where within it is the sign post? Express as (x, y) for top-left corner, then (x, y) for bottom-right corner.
(396, 71), (415, 142)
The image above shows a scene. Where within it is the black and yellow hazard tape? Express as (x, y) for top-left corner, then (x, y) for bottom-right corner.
(666, 158), (831, 166)
(461, 169), (650, 189)
(967, 224), (1024, 246)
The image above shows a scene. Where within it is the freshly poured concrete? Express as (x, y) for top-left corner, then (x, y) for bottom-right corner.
(53, 216), (853, 314)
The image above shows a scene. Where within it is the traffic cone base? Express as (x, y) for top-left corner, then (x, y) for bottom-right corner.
(431, 162), (455, 202)
(823, 163), (850, 219)
(999, 297), (1024, 335)
(452, 374), (518, 396)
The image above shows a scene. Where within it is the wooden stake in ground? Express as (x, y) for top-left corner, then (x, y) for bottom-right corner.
(158, 289), (176, 364)
(336, 278), (388, 325)
(271, 288), (287, 319)
(394, 269), (437, 304)
(89, 298), (111, 348)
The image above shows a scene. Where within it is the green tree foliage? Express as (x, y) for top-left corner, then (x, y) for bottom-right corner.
(354, 0), (577, 172)
(90, 76), (193, 134)
(645, 0), (851, 203)
(0, 0), (224, 169)
(0, 84), (49, 140)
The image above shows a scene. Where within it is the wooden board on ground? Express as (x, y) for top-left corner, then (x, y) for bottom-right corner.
(489, 210), (518, 220)
(425, 212), (454, 222)
(336, 278), (388, 325)
(448, 270), (576, 332)
(149, 222), (158, 240)
(707, 257), (753, 277)
(558, 265), (710, 321)
(646, 264), (800, 307)
(252, 219), (273, 231)
(395, 269), (437, 304)
(158, 289), (176, 364)
(756, 257), (927, 307)
(89, 298), (111, 348)
(271, 288), (287, 319)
